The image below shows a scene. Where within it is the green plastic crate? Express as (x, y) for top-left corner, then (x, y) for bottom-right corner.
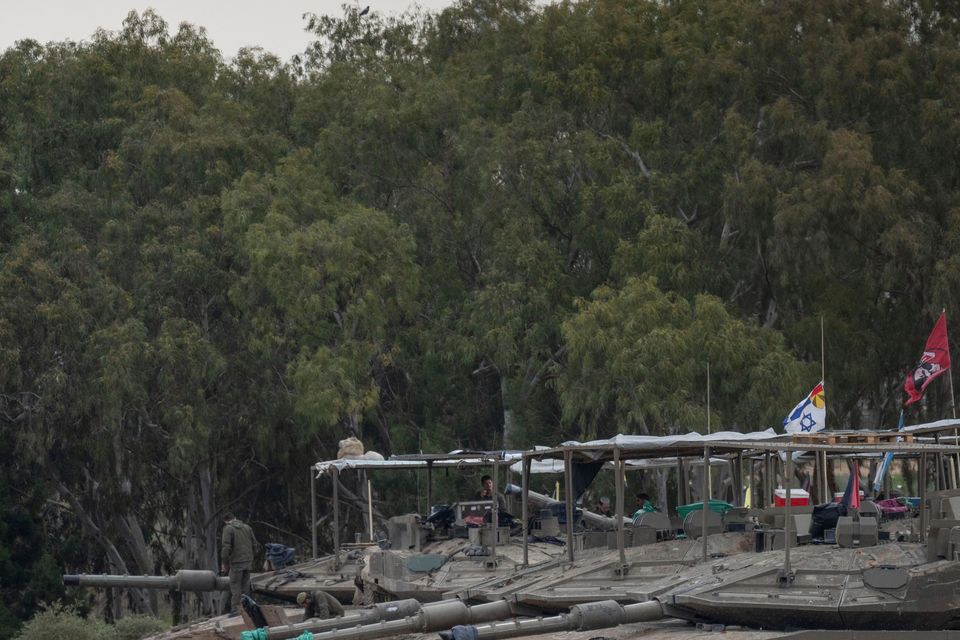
(676, 499), (734, 519)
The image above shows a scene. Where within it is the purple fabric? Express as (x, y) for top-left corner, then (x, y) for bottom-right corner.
(875, 498), (909, 515)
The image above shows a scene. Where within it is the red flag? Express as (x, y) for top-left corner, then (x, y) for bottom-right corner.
(840, 461), (861, 510)
(850, 465), (860, 510)
(904, 312), (951, 406)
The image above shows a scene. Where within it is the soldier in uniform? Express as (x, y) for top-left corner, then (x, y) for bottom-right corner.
(297, 590), (345, 619)
(220, 512), (258, 613)
(475, 474), (507, 512)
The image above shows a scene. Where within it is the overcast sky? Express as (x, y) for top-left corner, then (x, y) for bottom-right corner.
(0, 0), (455, 61)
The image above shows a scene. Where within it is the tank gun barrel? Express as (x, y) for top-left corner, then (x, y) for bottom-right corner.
(440, 599), (664, 640)
(240, 599), (422, 640)
(242, 599), (515, 640)
(504, 484), (629, 529)
(63, 570), (229, 592)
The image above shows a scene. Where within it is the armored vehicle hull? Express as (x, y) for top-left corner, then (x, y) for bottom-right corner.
(640, 542), (958, 630)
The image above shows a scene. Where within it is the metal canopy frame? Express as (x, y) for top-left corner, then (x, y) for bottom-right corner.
(310, 450), (520, 561)
(520, 430), (960, 576)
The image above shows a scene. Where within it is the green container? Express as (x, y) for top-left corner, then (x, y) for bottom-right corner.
(676, 500), (734, 519)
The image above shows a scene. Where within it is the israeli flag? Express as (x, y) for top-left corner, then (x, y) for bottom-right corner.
(783, 381), (826, 435)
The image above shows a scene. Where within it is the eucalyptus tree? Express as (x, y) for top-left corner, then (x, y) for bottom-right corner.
(558, 274), (810, 440)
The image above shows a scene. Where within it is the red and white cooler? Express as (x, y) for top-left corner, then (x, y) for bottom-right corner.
(774, 488), (810, 507)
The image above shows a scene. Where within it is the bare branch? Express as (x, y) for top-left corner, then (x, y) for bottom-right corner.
(591, 128), (652, 179)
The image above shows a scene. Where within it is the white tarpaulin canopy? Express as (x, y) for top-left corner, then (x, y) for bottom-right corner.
(528, 429), (784, 462)
(903, 418), (960, 435)
(510, 456), (733, 475)
(529, 422), (960, 464)
(315, 450), (544, 476)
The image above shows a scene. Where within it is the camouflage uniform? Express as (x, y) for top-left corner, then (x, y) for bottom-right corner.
(298, 589), (345, 619)
(221, 517), (258, 613)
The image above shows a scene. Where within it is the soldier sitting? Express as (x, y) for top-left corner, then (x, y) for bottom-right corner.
(296, 590), (345, 620)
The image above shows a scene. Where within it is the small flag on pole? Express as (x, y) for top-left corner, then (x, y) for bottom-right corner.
(783, 381), (826, 434)
(841, 461), (861, 510)
(904, 312), (951, 406)
(873, 410), (905, 492)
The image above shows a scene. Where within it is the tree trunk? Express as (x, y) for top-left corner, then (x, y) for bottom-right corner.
(655, 470), (668, 513)
(115, 510), (158, 615)
(185, 465), (220, 617)
(58, 482), (153, 616)
(501, 377), (514, 449)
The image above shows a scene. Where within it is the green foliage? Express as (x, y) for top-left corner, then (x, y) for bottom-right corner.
(14, 604), (115, 640)
(559, 277), (810, 439)
(13, 603), (163, 640)
(7, 0), (960, 626)
(113, 614), (167, 640)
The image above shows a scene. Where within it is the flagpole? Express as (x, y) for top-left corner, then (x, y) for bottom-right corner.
(821, 316), (826, 384)
(950, 368), (958, 419)
(946, 309), (959, 488)
(821, 316), (826, 427)
(821, 316), (828, 502)
(707, 360), (712, 499)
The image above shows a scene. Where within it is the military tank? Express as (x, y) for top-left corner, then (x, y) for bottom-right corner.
(219, 507), (960, 640)
(75, 427), (960, 640)
(65, 449), (583, 607)
(428, 431), (960, 637)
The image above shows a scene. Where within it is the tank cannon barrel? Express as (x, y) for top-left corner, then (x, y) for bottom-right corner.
(440, 599), (665, 640)
(504, 484), (629, 529)
(241, 598), (515, 640)
(63, 570), (229, 592)
(240, 599), (423, 640)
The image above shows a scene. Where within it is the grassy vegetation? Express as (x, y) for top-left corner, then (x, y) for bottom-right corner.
(14, 603), (166, 640)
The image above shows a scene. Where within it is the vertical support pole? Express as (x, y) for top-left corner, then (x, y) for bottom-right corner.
(426, 461), (434, 513)
(491, 459), (499, 565)
(311, 465), (318, 559)
(936, 434), (943, 491)
(784, 450), (793, 575)
(736, 453), (744, 506)
(367, 478), (374, 542)
(332, 466), (340, 569)
(954, 426), (960, 488)
(522, 456), (530, 567)
(920, 453), (928, 543)
(765, 453), (773, 508)
(814, 451), (820, 504)
(702, 445), (710, 563)
(676, 457), (684, 508)
(821, 451), (829, 504)
(950, 361), (960, 487)
(827, 450), (832, 503)
(310, 466), (317, 558)
(614, 447), (626, 575)
(564, 449), (575, 564)
(826, 451), (833, 503)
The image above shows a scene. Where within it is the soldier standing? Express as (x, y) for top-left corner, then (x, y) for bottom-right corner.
(220, 512), (258, 613)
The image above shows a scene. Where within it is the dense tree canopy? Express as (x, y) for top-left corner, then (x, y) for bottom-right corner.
(3, 0), (960, 631)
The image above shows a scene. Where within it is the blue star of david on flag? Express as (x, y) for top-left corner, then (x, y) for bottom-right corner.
(783, 381), (826, 435)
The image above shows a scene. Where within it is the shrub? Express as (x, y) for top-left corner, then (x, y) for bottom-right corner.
(14, 603), (116, 640)
(114, 614), (166, 640)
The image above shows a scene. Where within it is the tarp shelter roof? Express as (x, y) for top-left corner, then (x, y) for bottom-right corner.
(527, 425), (960, 463)
(511, 456), (733, 475)
(315, 450), (534, 476)
(903, 418), (960, 436)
